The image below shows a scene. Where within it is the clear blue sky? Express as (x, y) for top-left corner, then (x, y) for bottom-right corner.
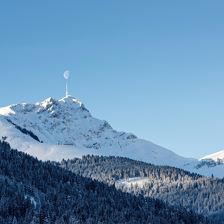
(1, 0), (224, 158)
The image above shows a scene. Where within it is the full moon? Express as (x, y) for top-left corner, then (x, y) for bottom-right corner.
(63, 70), (70, 80)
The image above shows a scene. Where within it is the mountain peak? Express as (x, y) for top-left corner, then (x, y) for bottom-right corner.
(39, 97), (57, 109)
(1, 96), (218, 177)
(37, 95), (88, 112)
(200, 150), (224, 162)
(59, 95), (83, 107)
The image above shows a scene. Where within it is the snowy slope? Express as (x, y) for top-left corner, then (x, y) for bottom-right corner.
(116, 177), (150, 188)
(191, 151), (224, 178)
(0, 95), (223, 177)
(200, 150), (224, 163)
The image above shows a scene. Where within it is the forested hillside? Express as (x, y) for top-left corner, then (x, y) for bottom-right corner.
(0, 141), (209, 224)
(60, 155), (224, 223)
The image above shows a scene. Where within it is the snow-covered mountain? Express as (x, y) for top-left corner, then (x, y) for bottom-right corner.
(200, 150), (224, 163)
(0, 95), (223, 178)
(193, 150), (224, 178)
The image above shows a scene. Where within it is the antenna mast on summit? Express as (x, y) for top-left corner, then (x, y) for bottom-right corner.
(63, 70), (70, 97)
